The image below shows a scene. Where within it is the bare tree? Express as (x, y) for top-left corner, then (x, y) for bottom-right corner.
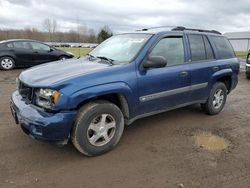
(42, 18), (58, 42)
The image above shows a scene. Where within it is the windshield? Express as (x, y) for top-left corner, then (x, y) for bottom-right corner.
(89, 34), (152, 62)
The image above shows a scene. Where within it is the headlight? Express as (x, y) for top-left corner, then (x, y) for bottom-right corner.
(36, 88), (59, 109)
(66, 51), (74, 56)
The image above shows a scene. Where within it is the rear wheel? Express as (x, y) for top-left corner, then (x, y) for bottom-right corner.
(0, 56), (15, 70)
(71, 101), (124, 156)
(201, 82), (227, 115)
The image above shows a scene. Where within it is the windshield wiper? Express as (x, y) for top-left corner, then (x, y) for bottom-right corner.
(96, 56), (115, 65)
(86, 53), (95, 60)
(87, 53), (95, 58)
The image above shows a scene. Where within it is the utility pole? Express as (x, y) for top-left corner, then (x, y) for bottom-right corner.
(77, 16), (80, 57)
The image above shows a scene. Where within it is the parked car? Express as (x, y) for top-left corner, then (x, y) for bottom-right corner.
(246, 51), (250, 79)
(0, 39), (74, 70)
(10, 27), (239, 156)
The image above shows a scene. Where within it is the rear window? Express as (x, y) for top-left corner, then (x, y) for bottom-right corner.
(210, 36), (235, 59)
(6, 43), (14, 48)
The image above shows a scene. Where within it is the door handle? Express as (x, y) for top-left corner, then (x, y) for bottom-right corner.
(34, 51), (38, 53)
(180, 71), (189, 77)
(212, 66), (219, 72)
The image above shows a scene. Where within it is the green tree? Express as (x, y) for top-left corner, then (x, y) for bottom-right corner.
(97, 25), (113, 43)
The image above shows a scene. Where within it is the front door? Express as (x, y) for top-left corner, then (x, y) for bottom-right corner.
(137, 35), (191, 115)
(29, 42), (57, 65)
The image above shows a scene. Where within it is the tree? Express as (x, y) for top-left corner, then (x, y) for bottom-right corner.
(42, 18), (58, 42)
(97, 25), (113, 43)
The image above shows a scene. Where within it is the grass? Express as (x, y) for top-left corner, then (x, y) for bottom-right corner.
(234, 51), (248, 58)
(58, 47), (92, 57)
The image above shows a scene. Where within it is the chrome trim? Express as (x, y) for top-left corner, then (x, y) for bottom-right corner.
(246, 63), (250, 67)
(139, 82), (208, 102)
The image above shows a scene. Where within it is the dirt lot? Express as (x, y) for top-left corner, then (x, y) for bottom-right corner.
(0, 63), (250, 188)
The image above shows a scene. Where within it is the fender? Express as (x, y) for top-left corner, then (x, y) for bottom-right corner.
(68, 82), (137, 117)
(0, 52), (16, 61)
(211, 68), (232, 85)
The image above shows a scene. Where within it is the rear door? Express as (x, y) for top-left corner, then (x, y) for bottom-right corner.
(137, 35), (191, 114)
(29, 42), (58, 65)
(187, 34), (216, 102)
(8, 41), (33, 65)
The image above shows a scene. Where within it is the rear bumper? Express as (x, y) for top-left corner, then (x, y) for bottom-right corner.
(10, 91), (77, 143)
(230, 74), (238, 91)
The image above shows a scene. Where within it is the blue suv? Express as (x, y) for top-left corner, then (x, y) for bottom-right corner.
(10, 27), (239, 156)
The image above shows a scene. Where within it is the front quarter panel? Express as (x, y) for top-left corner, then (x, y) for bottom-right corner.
(68, 82), (137, 116)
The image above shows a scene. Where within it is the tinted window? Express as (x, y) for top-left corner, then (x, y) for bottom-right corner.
(188, 34), (206, 61)
(150, 37), (184, 66)
(30, 42), (50, 51)
(210, 36), (235, 59)
(203, 36), (214, 59)
(6, 43), (13, 48)
(9, 42), (30, 49)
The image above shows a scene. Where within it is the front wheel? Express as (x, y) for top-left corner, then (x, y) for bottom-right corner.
(58, 56), (68, 60)
(0, 56), (15, 70)
(71, 101), (124, 156)
(201, 82), (227, 115)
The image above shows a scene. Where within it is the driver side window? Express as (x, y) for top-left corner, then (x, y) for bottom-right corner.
(150, 37), (184, 66)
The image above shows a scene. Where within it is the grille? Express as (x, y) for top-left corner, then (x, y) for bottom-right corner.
(18, 81), (34, 103)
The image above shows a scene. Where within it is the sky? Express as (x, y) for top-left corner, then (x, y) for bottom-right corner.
(1, 0), (250, 34)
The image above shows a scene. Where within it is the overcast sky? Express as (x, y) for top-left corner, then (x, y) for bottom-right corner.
(1, 0), (250, 34)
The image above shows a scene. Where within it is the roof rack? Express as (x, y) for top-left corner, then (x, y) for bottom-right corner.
(171, 26), (221, 35)
(136, 26), (177, 31)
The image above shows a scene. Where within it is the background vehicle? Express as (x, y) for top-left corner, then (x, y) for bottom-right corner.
(246, 51), (250, 79)
(0, 39), (74, 70)
(10, 27), (239, 156)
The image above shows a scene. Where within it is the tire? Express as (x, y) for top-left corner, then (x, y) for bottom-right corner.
(58, 56), (68, 60)
(0, 56), (15, 70)
(201, 82), (227, 115)
(71, 101), (124, 156)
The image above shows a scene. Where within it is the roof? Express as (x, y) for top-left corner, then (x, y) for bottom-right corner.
(0, 39), (40, 44)
(224, 31), (250, 39)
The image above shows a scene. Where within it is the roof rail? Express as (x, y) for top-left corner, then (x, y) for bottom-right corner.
(136, 26), (177, 31)
(171, 26), (221, 35)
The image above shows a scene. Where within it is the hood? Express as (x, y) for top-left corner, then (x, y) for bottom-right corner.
(19, 57), (111, 87)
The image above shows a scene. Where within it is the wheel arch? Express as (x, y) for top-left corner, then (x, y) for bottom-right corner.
(0, 54), (16, 62)
(75, 93), (130, 119)
(211, 69), (233, 93)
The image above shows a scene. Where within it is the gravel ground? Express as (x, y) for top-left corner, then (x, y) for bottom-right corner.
(0, 60), (249, 188)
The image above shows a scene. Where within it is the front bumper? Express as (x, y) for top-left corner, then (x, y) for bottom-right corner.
(10, 91), (77, 143)
(246, 63), (250, 76)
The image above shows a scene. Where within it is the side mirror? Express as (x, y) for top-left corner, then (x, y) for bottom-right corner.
(49, 48), (54, 52)
(143, 56), (167, 69)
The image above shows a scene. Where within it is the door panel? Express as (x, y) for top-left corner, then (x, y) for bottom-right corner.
(11, 42), (33, 65)
(29, 42), (58, 65)
(187, 34), (216, 102)
(137, 36), (191, 115)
